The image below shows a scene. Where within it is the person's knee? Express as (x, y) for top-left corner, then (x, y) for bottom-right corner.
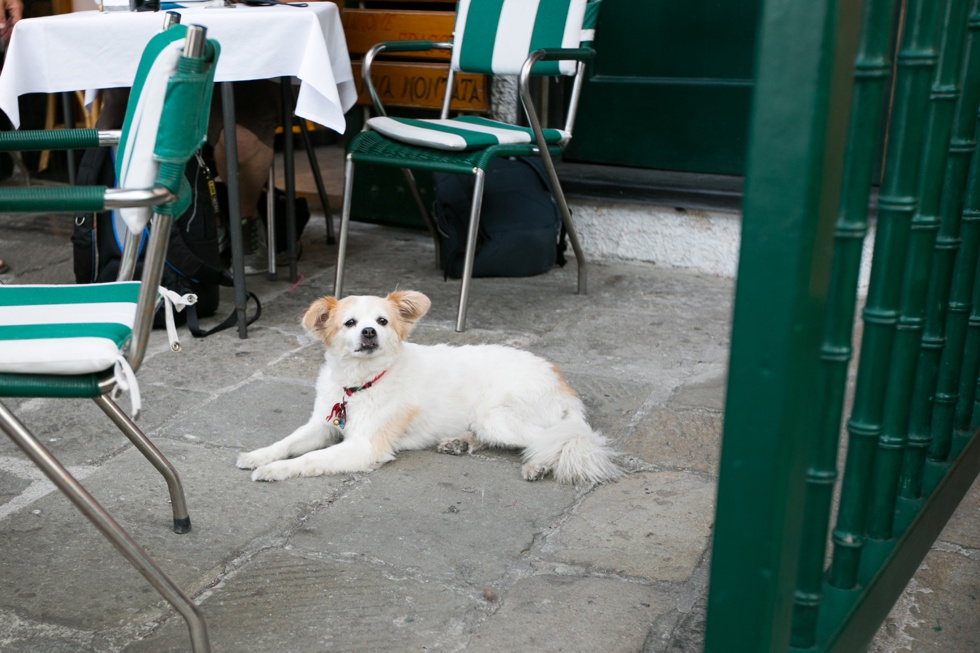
(234, 124), (273, 164)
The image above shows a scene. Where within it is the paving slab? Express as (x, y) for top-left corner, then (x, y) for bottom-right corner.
(466, 574), (674, 653)
(287, 449), (578, 589)
(544, 471), (716, 583)
(872, 477), (980, 652)
(128, 547), (485, 653)
(0, 439), (348, 631)
(625, 408), (724, 474)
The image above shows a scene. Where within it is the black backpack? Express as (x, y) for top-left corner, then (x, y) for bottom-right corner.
(433, 157), (567, 279)
(71, 146), (260, 337)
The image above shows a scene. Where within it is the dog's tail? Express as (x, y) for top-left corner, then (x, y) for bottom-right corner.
(524, 421), (621, 485)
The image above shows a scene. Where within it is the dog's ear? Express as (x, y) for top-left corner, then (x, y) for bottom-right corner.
(302, 296), (338, 334)
(387, 290), (431, 325)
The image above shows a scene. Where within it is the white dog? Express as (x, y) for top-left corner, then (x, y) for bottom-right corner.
(237, 291), (620, 485)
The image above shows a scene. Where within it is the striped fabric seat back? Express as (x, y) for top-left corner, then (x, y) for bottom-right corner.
(115, 27), (189, 236)
(0, 283), (140, 376)
(451, 0), (591, 76)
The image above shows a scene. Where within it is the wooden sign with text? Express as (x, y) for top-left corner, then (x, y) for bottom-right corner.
(343, 10), (455, 60)
(353, 61), (487, 112)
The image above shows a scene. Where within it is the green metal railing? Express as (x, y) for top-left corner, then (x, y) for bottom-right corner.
(705, 0), (980, 650)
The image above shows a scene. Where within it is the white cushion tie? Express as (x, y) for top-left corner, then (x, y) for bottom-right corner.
(157, 287), (198, 352)
(111, 353), (142, 420)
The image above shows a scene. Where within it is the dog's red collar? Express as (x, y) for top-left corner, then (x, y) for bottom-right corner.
(344, 370), (387, 397)
(328, 371), (387, 428)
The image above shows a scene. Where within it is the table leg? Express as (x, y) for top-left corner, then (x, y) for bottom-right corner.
(221, 82), (249, 339)
(61, 93), (77, 185)
(280, 77), (298, 283)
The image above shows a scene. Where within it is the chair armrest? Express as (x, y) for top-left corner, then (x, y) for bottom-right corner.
(0, 185), (106, 213)
(0, 129), (121, 152)
(527, 47), (596, 64)
(362, 40), (453, 117)
(517, 47), (597, 150)
(0, 185), (175, 213)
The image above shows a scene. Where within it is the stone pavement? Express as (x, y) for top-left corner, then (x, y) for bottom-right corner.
(0, 197), (976, 651)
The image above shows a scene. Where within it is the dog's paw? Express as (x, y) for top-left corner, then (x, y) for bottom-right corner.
(237, 448), (281, 470)
(251, 460), (302, 482)
(437, 438), (471, 456)
(522, 463), (552, 481)
(436, 433), (481, 456)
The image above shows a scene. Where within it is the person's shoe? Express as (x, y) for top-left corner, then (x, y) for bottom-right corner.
(241, 217), (269, 276)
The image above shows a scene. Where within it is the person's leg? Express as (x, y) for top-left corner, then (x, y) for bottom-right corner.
(212, 125), (273, 224)
(208, 80), (282, 274)
(212, 124), (274, 274)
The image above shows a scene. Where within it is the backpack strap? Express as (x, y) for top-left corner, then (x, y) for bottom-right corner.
(72, 146), (115, 283)
(185, 290), (262, 338)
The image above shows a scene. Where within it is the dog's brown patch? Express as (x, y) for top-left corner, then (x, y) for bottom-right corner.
(551, 364), (579, 398)
(372, 405), (420, 458)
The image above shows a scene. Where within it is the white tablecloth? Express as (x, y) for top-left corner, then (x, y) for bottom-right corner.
(0, 3), (356, 131)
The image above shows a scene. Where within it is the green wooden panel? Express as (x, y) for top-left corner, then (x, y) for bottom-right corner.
(566, 0), (761, 174)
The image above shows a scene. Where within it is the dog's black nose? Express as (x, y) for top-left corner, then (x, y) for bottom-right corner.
(362, 327), (377, 339)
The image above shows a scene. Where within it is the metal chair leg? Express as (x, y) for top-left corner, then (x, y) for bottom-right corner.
(334, 154), (356, 297)
(93, 394), (191, 534)
(0, 401), (211, 653)
(456, 168), (487, 332)
(266, 164), (278, 280)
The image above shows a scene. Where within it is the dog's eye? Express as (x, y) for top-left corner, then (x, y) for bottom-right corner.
(377, 317), (388, 326)
(344, 319), (356, 328)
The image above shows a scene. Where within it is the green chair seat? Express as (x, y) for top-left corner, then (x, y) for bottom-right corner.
(348, 128), (564, 174)
(366, 115), (569, 152)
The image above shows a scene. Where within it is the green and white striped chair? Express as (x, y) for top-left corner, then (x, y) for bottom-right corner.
(0, 23), (218, 653)
(335, 0), (602, 331)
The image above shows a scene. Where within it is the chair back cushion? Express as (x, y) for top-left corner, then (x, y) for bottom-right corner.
(452, 0), (589, 76)
(115, 28), (188, 235)
(0, 283), (139, 375)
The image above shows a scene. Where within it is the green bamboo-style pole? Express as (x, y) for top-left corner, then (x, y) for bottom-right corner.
(789, 0), (899, 646)
(703, 0), (862, 647)
(966, 271), (980, 429)
(932, 122), (980, 457)
(867, 0), (966, 540)
(829, 0), (943, 587)
(903, 0), (980, 497)
(959, 260), (980, 432)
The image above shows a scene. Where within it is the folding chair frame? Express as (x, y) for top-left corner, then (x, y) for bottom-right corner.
(0, 22), (217, 653)
(334, 2), (598, 331)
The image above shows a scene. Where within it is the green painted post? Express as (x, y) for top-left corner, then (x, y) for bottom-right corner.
(789, 0), (899, 646)
(943, 239), (980, 432)
(829, 0), (943, 587)
(703, 0), (862, 648)
(932, 116), (980, 457)
(903, 0), (980, 498)
(867, 0), (965, 540)
(960, 262), (980, 432)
